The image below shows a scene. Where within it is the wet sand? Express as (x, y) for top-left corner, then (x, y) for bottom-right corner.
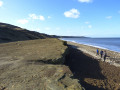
(66, 41), (120, 90)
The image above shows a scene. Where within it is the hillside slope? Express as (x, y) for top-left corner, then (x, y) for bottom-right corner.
(0, 22), (52, 43)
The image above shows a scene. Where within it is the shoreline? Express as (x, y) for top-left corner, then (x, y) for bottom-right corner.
(66, 42), (120, 90)
(66, 40), (120, 53)
(67, 41), (120, 67)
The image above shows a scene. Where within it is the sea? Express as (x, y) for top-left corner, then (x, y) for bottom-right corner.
(61, 38), (120, 53)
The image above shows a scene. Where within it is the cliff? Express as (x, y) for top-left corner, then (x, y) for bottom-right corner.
(0, 23), (83, 90)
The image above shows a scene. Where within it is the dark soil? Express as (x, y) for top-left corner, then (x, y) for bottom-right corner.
(66, 46), (120, 90)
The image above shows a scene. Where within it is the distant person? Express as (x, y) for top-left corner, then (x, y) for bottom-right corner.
(100, 50), (103, 58)
(103, 51), (107, 62)
(96, 49), (99, 55)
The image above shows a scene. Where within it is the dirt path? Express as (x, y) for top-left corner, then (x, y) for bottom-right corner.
(66, 45), (120, 90)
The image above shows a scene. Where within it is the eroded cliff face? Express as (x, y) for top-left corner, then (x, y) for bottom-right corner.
(66, 42), (120, 90)
(0, 38), (83, 90)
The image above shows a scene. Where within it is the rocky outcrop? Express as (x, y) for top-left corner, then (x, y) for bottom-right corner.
(0, 64), (83, 90)
(0, 38), (83, 90)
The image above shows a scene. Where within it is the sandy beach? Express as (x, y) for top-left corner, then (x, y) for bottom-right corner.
(66, 41), (120, 90)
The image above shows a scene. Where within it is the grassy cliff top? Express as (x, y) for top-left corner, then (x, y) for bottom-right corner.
(0, 38), (67, 64)
(0, 38), (83, 90)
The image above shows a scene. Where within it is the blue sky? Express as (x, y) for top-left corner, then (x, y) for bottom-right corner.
(0, 0), (120, 37)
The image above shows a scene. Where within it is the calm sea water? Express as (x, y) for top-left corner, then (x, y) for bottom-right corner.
(61, 38), (120, 52)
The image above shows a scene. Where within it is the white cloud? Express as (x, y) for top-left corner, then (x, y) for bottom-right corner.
(39, 16), (45, 20)
(29, 14), (37, 19)
(17, 19), (28, 24)
(0, 1), (3, 7)
(64, 8), (80, 18)
(85, 21), (89, 24)
(106, 16), (112, 19)
(29, 14), (45, 21)
(78, 0), (92, 3)
(48, 16), (51, 19)
(45, 27), (51, 30)
(88, 25), (92, 28)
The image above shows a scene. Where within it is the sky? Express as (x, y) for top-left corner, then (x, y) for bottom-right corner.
(0, 0), (120, 37)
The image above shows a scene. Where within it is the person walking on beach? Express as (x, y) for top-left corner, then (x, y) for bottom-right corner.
(103, 51), (107, 62)
(100, 50), (103, 58)
(96, 49), (99, 55)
